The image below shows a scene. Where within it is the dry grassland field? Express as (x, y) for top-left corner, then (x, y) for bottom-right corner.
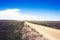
(0, 20), (24, 40)
(27, 21), (60, 30)
(0, 20), (60, 40)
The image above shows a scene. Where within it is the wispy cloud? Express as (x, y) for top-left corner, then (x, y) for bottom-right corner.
(0, 9), (38, 20)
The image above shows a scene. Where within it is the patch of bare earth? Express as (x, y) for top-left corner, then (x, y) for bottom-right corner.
(21, 25), (49, 40)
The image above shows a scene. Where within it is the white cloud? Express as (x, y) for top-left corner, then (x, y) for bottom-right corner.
(0, 8), (59, 21)
(0, 9), (38, 20)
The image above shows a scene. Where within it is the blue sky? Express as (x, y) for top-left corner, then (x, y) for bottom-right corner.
(0, 0), (60, 21)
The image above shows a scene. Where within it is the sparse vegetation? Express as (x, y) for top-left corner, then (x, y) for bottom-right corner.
(0, 20), (60, 40)
(27, 21), (60, 29)
(0, 20), (24, 40)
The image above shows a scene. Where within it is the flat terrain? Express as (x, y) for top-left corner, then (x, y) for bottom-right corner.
(0, 20), (24, 40)
(0, 20), (60, 40)
(21, 23), (49, 40)
(27, 21), (60, 29)
(25, 22), (60, 40)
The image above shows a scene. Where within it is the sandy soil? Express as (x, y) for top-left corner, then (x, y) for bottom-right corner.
(25, 22), (60, 40)
(21, 25), (49, 40)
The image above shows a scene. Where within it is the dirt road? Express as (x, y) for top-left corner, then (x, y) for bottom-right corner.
(25, 21), (60, 40)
